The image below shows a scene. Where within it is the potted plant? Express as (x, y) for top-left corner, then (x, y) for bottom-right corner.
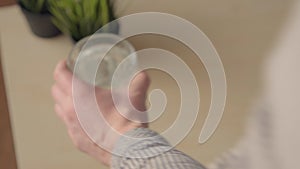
(48, 0), (119, 42)
(18, 0), (61, 37)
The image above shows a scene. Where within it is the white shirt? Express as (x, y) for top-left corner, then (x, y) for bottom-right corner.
(210, 1), (300, 169)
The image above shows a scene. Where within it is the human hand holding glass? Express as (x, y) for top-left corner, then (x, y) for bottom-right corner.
(52, 34), (150, 166)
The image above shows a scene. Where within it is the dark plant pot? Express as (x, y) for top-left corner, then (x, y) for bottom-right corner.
(19, 5), (61, 38)
(71, 20), (120, 43)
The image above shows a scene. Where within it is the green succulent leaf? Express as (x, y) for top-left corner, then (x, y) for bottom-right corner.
(49, 0), (116, 41)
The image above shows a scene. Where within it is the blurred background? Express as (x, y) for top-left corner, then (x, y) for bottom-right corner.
(0, 0), (295, 169)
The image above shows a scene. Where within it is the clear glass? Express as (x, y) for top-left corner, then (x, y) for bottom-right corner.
(67, 33), (137, 88)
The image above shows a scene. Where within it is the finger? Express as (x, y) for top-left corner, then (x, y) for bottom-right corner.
(54, 103), (74, 130)
(54, 98), (77, 128)
(51, 84), (69, 106)
(54, 103), (66, 123)
(53, 60), (73, 96)
(55, 102), (77, 130)
(53, 59), (68, 79)
(129, 71), (150, 100)
(130, 71), (150, 93)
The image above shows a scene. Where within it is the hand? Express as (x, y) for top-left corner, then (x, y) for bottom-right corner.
(51, 60), (150, 166)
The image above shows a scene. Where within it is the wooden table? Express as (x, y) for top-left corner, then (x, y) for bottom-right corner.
(0, 43), (17, 169)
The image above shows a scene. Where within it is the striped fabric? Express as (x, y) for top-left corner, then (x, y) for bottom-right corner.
(111, 102), (275, 169)
(112, 128), (205, 169)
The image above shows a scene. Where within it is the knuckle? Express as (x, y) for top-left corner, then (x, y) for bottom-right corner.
(65, 102), (75, 114)
(70, 136), (85, 152)
(58, 99), (76, 123)
(65, 108), (76, 122)
(68, 131), (80, 148)
(54, 104), (61, 116)
(73, 140), (81, 149)
(77, 144), (86, 152)
(53, 68), (60, 81)
(54, 61), (65, 81)
(51, 85), (58, 98)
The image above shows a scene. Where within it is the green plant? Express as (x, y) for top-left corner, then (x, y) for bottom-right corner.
(48, 0), (116, 41)
(19, 0), (48, 13)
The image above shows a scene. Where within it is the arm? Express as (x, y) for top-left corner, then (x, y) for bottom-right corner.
(52, 60), (205, 168)
(112, 128), (205, 169)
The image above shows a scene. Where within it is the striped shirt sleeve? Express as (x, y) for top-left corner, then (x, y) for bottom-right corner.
(111, 128), (206, 169)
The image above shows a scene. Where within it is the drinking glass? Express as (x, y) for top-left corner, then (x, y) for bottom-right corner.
(67, 33), (137, 88)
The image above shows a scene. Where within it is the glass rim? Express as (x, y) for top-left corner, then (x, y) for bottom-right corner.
(67, 33), (136, 73)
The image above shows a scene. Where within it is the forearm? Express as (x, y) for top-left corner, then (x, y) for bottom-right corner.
(111, 128), (205, 169)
